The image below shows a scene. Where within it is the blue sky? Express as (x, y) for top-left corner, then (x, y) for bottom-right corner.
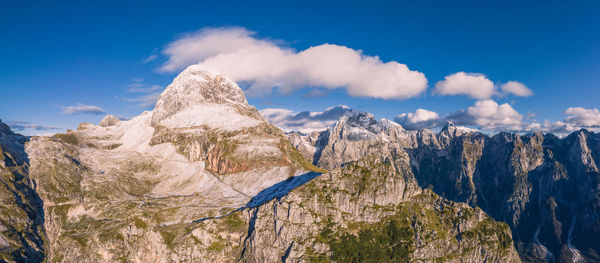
(1, 1), (599, 135)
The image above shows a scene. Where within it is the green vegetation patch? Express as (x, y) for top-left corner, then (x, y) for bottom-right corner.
(53, 133), (79, 145)
(318, 216), (414, 263)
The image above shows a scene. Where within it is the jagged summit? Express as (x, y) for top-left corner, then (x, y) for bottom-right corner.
(439, 121), (477, 138)
(151, 65), (253, 127)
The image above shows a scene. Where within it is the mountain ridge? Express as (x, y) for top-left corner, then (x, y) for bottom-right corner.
(2, 67), (588, 262)
(288, 112), (600, 262)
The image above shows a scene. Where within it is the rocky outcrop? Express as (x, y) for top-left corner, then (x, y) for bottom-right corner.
(98, 115), (121, 127)
(287, 131), (320, 163)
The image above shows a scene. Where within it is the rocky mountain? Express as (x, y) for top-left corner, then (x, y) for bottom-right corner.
(0, 67), (522, 262)
(291, 112), (600, 262)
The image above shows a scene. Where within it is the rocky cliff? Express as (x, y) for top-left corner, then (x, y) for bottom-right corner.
(0, 121), (45, 262)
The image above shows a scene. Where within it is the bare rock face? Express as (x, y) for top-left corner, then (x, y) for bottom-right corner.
(0, 121), (46, 262)
(286, 131), (320, 163)
(409, 130), (600, 262)
(98, 115), (121, 127)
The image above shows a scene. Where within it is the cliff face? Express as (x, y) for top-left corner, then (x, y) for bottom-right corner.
(0, 121), (45, 262)
(411, 129), (600, 262)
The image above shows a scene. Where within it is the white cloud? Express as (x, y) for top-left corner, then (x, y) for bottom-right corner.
(395, 99), (523, 131)
(434, 72), (532, 99)
(563, 107), (600, 127)
(260, 105), (352, 133)
(160, 27), (428, 100)
(500, 81), (533, 97)
(61, 104), (107, 115)
(398, 109), (440, 123)
(434, 72), (495, 99)
(395, 109), (441, 129)
(522, 107), (600, 135)
(396, 103), (600, 135)
(464, 100), (523, 130)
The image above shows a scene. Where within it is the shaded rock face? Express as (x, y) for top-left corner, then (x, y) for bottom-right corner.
(297, 114), (600, 262)
(410, 130), (600, 262)
(286, 131), (320, 163)
(0, 121), (46, 262)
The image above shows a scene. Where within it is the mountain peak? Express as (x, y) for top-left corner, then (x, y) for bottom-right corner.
(441, 121), (455, 130)
(338, 110), (377, 129)
(439, 121), (476, 138)
(151, 66), (251, 126)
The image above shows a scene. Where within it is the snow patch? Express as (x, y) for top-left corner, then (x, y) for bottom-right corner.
(159, 104), (261, 131)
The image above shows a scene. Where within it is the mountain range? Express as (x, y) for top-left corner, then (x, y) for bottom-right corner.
(1, 66), (598, 262)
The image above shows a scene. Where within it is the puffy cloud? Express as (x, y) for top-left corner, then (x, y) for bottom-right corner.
(5, 121), (59, 131)
(396, 103), (600, 135)
(563, 107), (600, 127)
(160, 27), (428, 100)
(434, 72), (531, 99)
(394, 109), (441, 130)
(434, 72), (495, 99)
(61, 104), (107, 115)
(521, 107), (600, 135)
(395, 100), (523, 131)
(463, 100), (523, 129)
(500, 81), (533, 97)
(260, 105), (352, 133)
